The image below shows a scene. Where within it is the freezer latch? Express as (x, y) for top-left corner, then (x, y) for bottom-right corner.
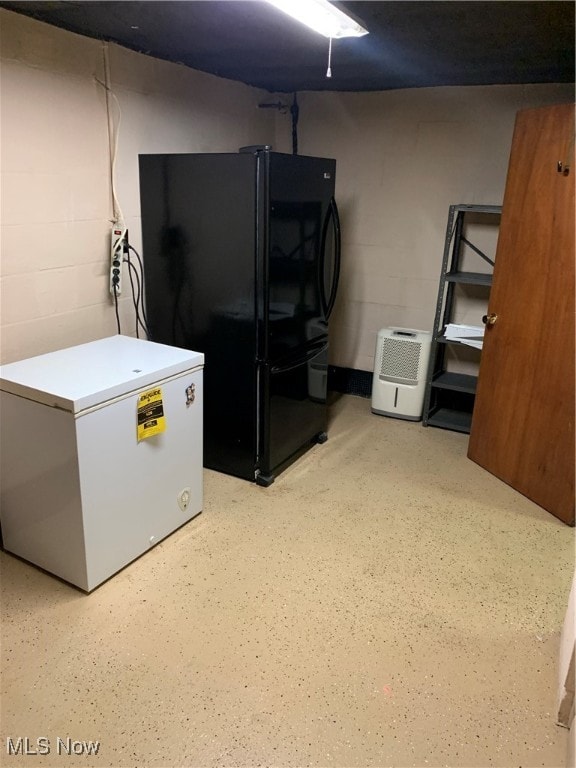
(185, 383), (196, 406)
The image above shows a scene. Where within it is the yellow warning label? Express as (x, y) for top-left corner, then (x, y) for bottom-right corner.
(137, 387), (166, 441)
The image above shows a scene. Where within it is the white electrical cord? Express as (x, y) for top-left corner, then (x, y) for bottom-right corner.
(100, 42), (124, 225)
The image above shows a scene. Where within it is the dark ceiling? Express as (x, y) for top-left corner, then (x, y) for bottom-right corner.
(2, 1), (574, 93)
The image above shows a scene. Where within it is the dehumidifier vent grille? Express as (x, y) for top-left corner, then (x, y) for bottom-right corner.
(379, 338), (422, 383)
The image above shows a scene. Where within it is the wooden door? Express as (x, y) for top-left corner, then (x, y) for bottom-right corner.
(468, 102), (575, 526)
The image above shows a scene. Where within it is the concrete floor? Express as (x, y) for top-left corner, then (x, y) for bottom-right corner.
(1, 394), (574, 768)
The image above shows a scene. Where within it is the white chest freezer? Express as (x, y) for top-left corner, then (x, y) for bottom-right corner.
(0, 335), (204, 591)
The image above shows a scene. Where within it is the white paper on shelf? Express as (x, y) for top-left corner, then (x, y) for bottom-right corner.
(460, 338), (484, 349)
(444, 323), (485, 338)
(443, 323), (484, 349)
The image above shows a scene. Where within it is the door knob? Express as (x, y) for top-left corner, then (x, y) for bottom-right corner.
(482, 313), (498, 326)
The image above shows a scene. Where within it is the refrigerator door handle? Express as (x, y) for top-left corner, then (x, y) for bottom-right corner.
(270, 340), (328, 375)
(319, 196), (342, 321)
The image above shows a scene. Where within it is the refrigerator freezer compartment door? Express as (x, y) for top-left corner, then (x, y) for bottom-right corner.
(261, 342), (328, 478)
(0, 336), (204, 414)
(270, 338), (328, 374)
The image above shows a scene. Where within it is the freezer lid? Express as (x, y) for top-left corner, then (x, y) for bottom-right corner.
(0, 336), (204, 413)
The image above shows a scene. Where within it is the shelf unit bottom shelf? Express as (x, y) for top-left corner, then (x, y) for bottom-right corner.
(431, 371), (477, 394)
(426, 407), (472, 434)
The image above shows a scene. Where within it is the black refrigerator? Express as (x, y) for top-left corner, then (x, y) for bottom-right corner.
(139, 147), (341, 485)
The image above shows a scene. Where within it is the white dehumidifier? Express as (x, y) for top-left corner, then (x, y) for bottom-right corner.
(371, 327), (432, 421)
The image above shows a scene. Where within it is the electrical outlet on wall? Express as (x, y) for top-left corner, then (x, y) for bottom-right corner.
(109, 223), (128, 296)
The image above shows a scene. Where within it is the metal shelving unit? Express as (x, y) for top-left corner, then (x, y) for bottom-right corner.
(423, 204), (502, 433)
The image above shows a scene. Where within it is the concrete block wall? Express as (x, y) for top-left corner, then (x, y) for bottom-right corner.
(0, 10), (274, 364)
(274, 84), (574, 372)
(1, 9), (573, 373)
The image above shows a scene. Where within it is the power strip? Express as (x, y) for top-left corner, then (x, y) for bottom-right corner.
(109, 224), (128, 296)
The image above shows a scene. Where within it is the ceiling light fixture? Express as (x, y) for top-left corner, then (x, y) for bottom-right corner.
(264, 0), (368, 39)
